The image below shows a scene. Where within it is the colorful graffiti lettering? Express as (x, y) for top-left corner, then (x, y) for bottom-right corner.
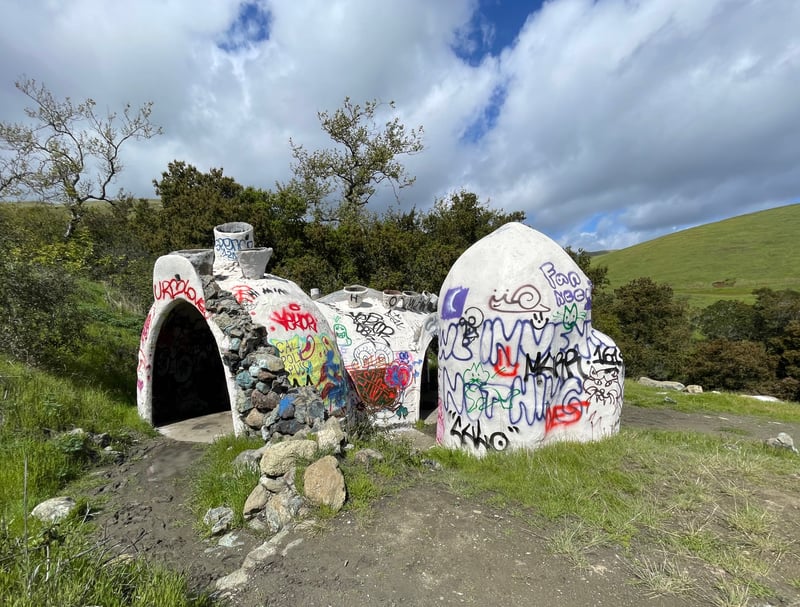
(553, 303), (586, 332)
(141, 310), (153, 343)
(136, 347), (150, 393)
(318, 349), (348, 410)
(333, 316), (352, 347)
(270, 334), (328, 386)
(153, 275), (206, 314)
(489, 284), (550, 314)
(493, 344), (519, 377)
(458, 307), (484, 346)
(350, 368), (400, 412)
(539, 261), (591, 306)
(231, 284), (260, 305)
(270, 303), (319, 333)
(352, 341), (394, 368)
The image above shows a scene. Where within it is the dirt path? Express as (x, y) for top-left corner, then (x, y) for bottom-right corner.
(85, 405), (800, 607)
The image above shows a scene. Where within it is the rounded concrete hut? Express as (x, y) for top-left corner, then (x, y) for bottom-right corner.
(137, 222), (352, 437)
(436, 222), (624, 455)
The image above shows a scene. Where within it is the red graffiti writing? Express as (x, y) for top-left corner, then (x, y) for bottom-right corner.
(231, 284), (259, 305)
(493, 344), (520, 377)
(270, 303), (318, 333)
(141, 310), (153, 342)
(545, 400), (590, 433)
(153, 277), (206, 314)
(136, 347), (151, 393)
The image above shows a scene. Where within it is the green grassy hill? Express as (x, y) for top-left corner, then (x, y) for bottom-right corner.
(593, 203), (800, 307)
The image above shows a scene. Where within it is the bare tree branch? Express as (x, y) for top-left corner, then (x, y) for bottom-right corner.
(0, 77), (162, 237)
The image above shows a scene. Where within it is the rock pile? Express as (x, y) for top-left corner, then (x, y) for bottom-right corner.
(211, 418), (356, 594)
(203, 278), (338, 439)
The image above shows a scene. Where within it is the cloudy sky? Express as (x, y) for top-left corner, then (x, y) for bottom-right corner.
(1, 0), (799, 250)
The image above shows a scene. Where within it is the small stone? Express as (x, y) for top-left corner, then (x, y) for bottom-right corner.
(31, 496), (76, 524)
(272, 376), (291, 393)
(279, 400), (295, 420)
(317, 417), (346, 454)
(638, 377), (685, 391)
(261, 354), (285, 373)
(215, 568), (249, 592)
(218, 532), (245, 548)
(204, 506), (234, 535)
(237, 395), (254, 414)
(244, 408), (265, 429)
(354, 448), (384, 466)
(257, 370), (277, 382)
(243, 484), (270, 517)
(232, 446), (267, 471)
(236, 370), (255, 389)
(274, 419), (305, 435)
(684, 385), (703, 394)
(229, 337), (242, 352)
(260, 475), (287, 493)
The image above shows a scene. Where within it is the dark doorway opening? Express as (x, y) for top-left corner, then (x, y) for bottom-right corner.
(152, 302), (230, 426)
(418, 338), (439, 423)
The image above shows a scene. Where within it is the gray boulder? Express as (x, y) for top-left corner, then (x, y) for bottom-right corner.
(260, 439), (317, 477)
(638, 377), (686, 391)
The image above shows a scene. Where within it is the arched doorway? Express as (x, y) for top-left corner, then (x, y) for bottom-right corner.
(151, 301), (230, 426)
(418, 338), (439, 423)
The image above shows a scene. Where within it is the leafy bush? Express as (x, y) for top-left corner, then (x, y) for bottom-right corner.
(605, 277), (691, 380)
(686, 339), (777, 392)
(696, 300), (759, 341)
(0, 257), (86, 366)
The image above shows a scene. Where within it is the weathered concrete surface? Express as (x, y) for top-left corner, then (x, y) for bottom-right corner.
(157, 411), (234, 443)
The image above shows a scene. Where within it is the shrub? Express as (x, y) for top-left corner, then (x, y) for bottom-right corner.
(0, 257), (86, 366)
(686, 339), (777, 392)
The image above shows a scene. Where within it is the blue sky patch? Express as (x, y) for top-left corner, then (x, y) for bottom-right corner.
(218, 1), (271, 52)
(453, 0), (543, 65)
(461, 82), (508, 143)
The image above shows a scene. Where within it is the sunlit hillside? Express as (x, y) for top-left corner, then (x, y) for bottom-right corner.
(593, 203), (800, 306)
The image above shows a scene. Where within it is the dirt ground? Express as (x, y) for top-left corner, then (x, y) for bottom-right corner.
(84, 405), (800, 607)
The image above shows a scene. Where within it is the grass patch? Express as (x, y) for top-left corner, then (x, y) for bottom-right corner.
(623, 379), (800, 423)
(338, 432), (426, 518)
(189, 434), (263, 534)
(0, 518), (212, 607)
(0, 355), (203, 606)
(429, 425), (799, 605)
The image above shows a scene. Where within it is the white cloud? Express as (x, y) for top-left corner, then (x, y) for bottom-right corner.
(1, 0), (798, 250)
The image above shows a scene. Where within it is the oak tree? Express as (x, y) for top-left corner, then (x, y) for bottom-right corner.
(289, 97), (424, 221)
